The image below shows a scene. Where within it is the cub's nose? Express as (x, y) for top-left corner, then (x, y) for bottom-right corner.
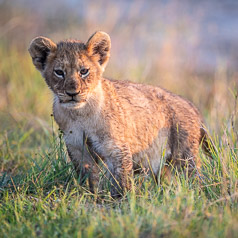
(65, 91), (80, 97)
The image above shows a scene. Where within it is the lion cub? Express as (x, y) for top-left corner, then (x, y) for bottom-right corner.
(29, 31), (207, 197)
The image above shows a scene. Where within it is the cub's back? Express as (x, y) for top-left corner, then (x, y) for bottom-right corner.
(106, 78), (202, 126)
(103, 78), (203, 159)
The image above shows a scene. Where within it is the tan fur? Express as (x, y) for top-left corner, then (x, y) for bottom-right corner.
(29, 31), (206, 197)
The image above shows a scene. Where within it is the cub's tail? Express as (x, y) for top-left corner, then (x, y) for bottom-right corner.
(200, 126), (217, 158)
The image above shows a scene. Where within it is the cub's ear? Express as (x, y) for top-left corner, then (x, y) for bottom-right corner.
(86, 31), (111, 72)
(28, 36), (56, 72)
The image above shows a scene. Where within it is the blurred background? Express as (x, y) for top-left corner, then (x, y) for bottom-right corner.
(0, 0), (237, 135)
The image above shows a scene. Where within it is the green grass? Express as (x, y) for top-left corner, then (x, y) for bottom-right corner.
(0, 45), (238, 238)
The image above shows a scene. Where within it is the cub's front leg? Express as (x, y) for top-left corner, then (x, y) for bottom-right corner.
(107, 146), (133, 198)
(66, 143), (100, 194)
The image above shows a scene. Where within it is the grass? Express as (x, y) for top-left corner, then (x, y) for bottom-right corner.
(0, 44), (238, 238)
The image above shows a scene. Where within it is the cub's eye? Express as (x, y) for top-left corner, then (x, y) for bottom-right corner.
(79, 68), (89, 78)
(54, 69), (65, 78)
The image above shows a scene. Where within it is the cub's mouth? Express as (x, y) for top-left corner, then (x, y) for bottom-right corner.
(68, 98), (78, 103)
(56, 92), (87, 108)
(59, 97), (87, 109)
(59, 97), (78, 103)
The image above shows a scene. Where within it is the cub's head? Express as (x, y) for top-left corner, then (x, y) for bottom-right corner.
(28, 31), (111, 108)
